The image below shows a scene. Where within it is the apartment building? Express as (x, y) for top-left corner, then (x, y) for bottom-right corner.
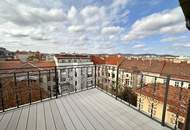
(54, 54), (94, 94)
(92, 55), (190, 90)
(92, 55), (190, 130)
(0, 60), (55, 109)
(15, 51), (42, 61)
(136, 84), (190, 130)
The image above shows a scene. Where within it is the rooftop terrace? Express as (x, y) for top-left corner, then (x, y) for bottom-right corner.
(0, 88), (170, 130)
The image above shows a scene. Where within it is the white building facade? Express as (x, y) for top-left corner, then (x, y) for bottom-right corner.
(54, 54), (94, 94)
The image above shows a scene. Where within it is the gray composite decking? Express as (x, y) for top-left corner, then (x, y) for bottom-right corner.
(0, 88), (170, 130)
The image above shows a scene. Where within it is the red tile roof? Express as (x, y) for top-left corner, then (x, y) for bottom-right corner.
(92, 55), (190, 80)
(91, 55), (125, 65)
(0, 61), (55, 74)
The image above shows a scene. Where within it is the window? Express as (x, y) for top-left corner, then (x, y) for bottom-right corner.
(75, 71), (77, 77)
(148, 103), (156, 116)
(178, 121), (184, 130)
(75, 81), (77, 86)
(112, 73), (115, 78)
(170, 114), (176, 124)
(61, 77), (66, 82)
(112, 81), (115, 85)
(126, 74), (129, 77)
(163, 79), (167, 85)
(188, 84), (190, 89)
(125, 79), (130, 86)
(138, 98), (144, 110)
(175, 81), (180, 87)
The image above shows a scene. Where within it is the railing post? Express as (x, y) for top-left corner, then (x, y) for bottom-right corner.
(185, 97), (190, 130)
(138, 74), (144, 111)
(0, 81), (4, 112)
(27, 72), (32, 105)
(94, 64), (97, 88)
(49, 70), (52, 98)
(54, 66), (59, 98)
(14, 72), (19, 108)
(115, 65), (119, 100)
(174, 81), (183, 130)
(150, 77), (157, 118)
(38, 71), (42, 101)
(162, 75), (170, 126)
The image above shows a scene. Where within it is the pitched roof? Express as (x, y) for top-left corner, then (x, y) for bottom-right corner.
(161, 61), (190, 80)
(0, 61), (55, 74)
(92, 55), (190, 80)
(91, 55), (125, 65)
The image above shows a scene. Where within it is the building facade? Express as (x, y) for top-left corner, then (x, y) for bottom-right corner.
(54, 54), (94, 94)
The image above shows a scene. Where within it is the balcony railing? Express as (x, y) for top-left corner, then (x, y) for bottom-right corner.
(96, 64), (190, 130)
(0, 64), (96, 112)
(0, 64), (190, 130)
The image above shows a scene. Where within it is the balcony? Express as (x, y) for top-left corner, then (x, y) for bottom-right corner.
(0, 88), (171, 130)
(0, 64), (189, 130)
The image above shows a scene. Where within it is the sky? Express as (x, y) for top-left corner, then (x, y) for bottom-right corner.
(0, 0), (189, 55)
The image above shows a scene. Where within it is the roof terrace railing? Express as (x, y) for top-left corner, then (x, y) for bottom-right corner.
(95, 64), (190, 130)
(0, 63), (190, 130)
(0, 64), (96, 112)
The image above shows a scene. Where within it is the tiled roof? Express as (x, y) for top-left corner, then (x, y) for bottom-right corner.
(91, 55), (125, 65)
(160, 61), (190, 80)
(0, 61), (55, 74)
(92, 55), (190, 80)
(135, 83), (190, 117)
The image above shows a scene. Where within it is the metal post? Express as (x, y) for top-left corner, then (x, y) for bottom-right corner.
(162, 75), (170, 126)
(49, 70), (52, 98)
(174, 81), (183, 130)
(54, 66), (59, 98)
(185, 97), (190, 130)
(94, 65), (97, 88)
(138, 74), (144, 111)
(38, 71), (42, 101)
(0, 82), (4, 112)
(14, 72), (19, 108)
(151, 77), (157, 118)
(27, 72), (32, 105)
(115, 65), (119, 100)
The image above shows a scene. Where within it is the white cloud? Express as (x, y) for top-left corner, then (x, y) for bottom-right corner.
(111, 0), (129, 8)
(161, 36), (188, 43)
(123, 7), (186, 42)
(132, 44), (145, 48)
(0, 1), (67, 26)
(101, 26), (122, 35)
(80, 6), (105, 25)
(68, 25), (85, 33)
(68, 6), (77, 20)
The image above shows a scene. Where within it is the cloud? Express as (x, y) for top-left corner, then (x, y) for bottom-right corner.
(68, 6), (77, 20)
(132, 44), (145, 48)
(0, 1), (67, 26)
(111, 0), (129, 9)
(68, 25), (85, 33)
(161, 36), (188, 43)
(123, 7), (186, 42)
(80, 6), (105, 25)
(101, 26), (122, 35)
